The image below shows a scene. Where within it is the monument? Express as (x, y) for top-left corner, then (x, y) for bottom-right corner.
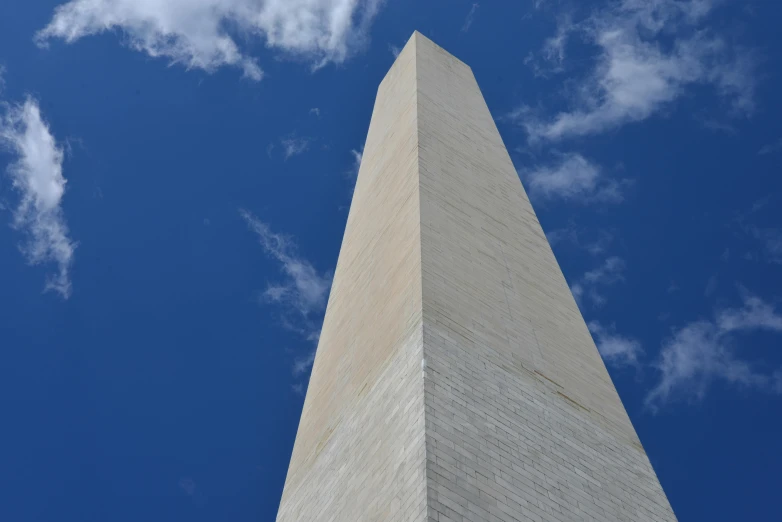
(276, 31), (677, 522)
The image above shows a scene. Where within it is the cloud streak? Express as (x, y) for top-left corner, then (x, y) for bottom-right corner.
(37, 0), (385, 79)
(461, 4), (479, 33)
(1, 97), (75, 298)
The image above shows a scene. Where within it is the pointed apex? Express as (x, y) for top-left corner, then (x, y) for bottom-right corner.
(407, 30), (433, 47)
(407, 30), (469, 69)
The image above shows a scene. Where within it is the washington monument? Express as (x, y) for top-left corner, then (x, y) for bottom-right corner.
(276, 32), (676, 522)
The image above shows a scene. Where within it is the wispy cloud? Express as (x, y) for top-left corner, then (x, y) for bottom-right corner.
(241, 210), (331, 376)
(309, 107), (320, 117)
(588, 321), (643, 368)
(522, 153), (629, 203)
(280, 136), (311, 160)
(461, 3), (479, 33)
(349, 148), (363, 178)
(389, 44), (401, 58)
(517, 0), (756, 141)
(524, 12), (573, 77)
(0, 97), (76, 298)
(547, 223), (615, 256)
(584, 256), (625, 285)
(36, 0), (385, 79)
(241, 210), (330, 320)
(758, 138), (782, 156)
(647, 292), (782, 409)
(748, 227), (782, 264)
(292, 350), (317, 376)
(571, 256), (626, 308)
(178, 478), (196, 497)
(735, 198), (782, 264)
(698, 117), (737, 135)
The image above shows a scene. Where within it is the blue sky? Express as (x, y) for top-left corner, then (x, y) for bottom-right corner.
(0, 0), (780, 520)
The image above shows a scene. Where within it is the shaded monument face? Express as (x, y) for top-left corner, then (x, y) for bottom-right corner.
(276, 31), (677, 522)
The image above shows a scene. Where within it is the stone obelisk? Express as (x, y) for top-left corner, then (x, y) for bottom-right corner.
(276, 31), (677, 522)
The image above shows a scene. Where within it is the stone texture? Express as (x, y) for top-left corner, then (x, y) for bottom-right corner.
(276, 31), (677, 522)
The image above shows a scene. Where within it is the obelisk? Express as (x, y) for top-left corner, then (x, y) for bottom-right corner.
(276, 31), (676, 522)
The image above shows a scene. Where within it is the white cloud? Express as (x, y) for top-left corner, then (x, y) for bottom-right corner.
(547, 224), (614, 256)
(736, 200), (782, 265)
(241, 210), (331, 377)
(309, 107), (321, 117)
(751, 228), (782, 265)
(647, 292), (782, 409)
(571, 283), (584, 304)
(461, 3), (479, 33)
(241, 210), (330, 319)
(36, 0), (384, 79)
(178, 478), (196, 497)
(0, 98), (75, 298)
(716, 294), (782, 332)
(758, 138), (782, 156)
(519, 0), (755, 141)
(280, 136), (311, 159)
(524, 12), (574, 77)
(349, 148), (362, 177)
(293, 349), (316, 376)
(571, 256), (626, 308)
(588, 321), (643, 368)
(584, 256), (625, 285)
(523, 153), (628, 203)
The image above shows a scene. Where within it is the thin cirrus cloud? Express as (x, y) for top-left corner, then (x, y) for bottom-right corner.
(0, 97), (75, 298)
(35, 0), (385, 79)
(514, 0), (756, 141)
(521, 153), (629, 204)
(646, 292), (782, 409)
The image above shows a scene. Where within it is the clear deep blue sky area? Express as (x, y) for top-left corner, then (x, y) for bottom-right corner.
(1, 1), (781, 521)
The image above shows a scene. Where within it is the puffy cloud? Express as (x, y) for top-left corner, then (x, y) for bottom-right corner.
(1, 98), (75, 298)
(36, 0), (385, 79)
